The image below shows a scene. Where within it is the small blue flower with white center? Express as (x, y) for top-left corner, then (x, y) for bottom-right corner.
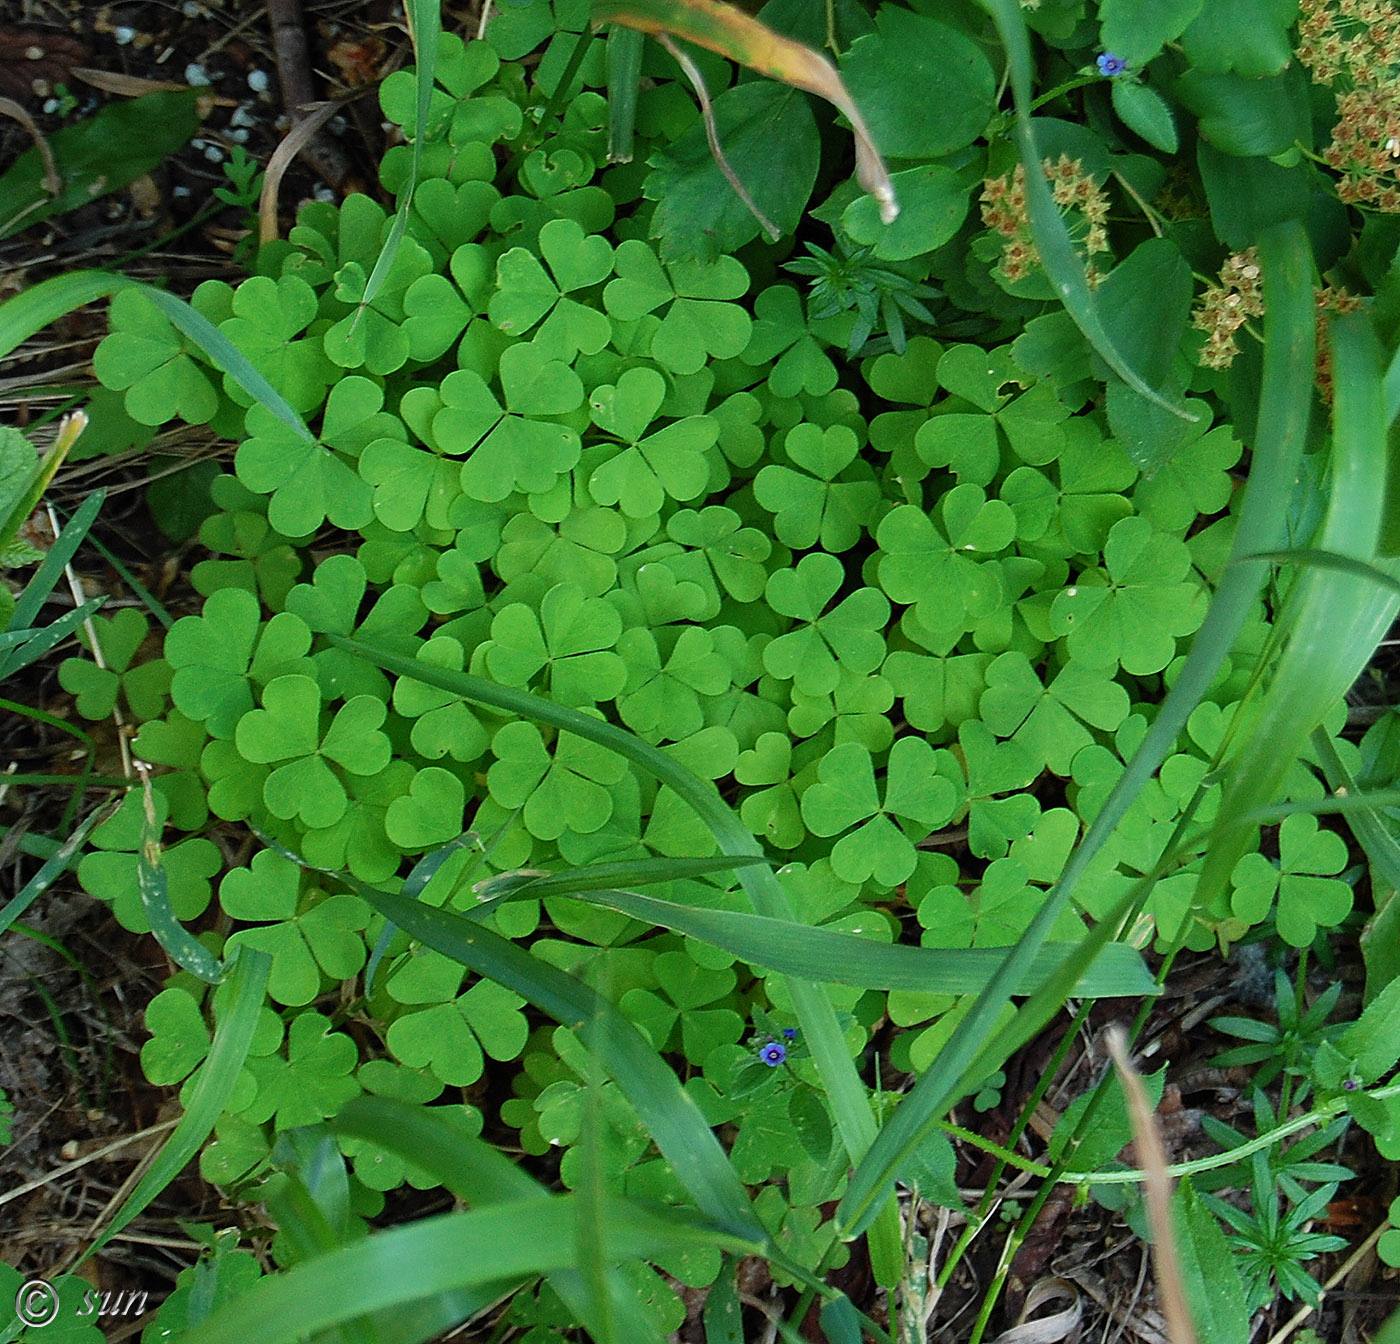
(759, 1041), (788, 1067)
(1096, 52), (1128, 77)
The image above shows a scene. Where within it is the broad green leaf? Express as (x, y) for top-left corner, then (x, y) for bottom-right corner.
(645, 82), (820, 264)
(840, 8), (995, 159)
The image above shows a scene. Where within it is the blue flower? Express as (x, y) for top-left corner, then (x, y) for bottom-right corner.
(1096, 52), (1128, 78)
(782, 1027), (797, 1040)
(759, 1041), (787, 1067)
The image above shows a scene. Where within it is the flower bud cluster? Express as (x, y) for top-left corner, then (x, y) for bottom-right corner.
(979, 155), (1110, 287)
(1192, 249), (1265, 369)
(1299, 0), (1400, 209)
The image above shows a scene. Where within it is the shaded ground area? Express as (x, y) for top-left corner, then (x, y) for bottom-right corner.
(0, 3), (1395, 1341)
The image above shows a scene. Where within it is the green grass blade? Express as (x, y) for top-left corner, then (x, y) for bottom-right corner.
(77, 945), (271, 1265)
(1193, 311), (1396, 918)
(136, 774), (226, 985)
(5, 487), (103, 639)
(354, 0), (440, 321)
(0, 596), (104, 678)
(172, 1196), (759, 1344)
(976, 0), (1193, 421)
(1312, 731), (1400, 891)
(51, 501), (175, 629)
(364, 830), (481, 994)
(1239, 547), (1400, 596)
(0, 800), (118, 939)
(474, 854), (771, 900)
(515, 885), (1157, 996)
(334, 1096), (547, 1203)
(0, 410), (85, 559)
(606, 27), (645, 162)
(0, 272), (127, 360)
(836, 219), (1316, 1239)
(333, 1097), (676, 1344)
(302, 855), (769, 1243)
(325, 635), (902, 1277)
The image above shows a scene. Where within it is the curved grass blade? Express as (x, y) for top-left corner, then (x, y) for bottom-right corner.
(4, 487), (104, 648)
(473, 854), (771, 900)
(1192, 312), (1397, 921)
(497, 884), (1156, 996)
(605, 27), (645, 162)
(77, 945), (270, 1265)
(836, 220), (1316, 1239)
(334, 1097), (690, 1344)
(0, 272), (127, 360)
(1237, 547), (1400, 597)
(172, 1195), (760, 1344)
(364, 830), (480, 995)
(294, 852), (769, 1243)
(0, 409), (85, 559)
(0, 272), (314, 442)
(136, 768), (225, 985)
(353, 0), (439, 325)
(0, 595), (105, 680)
(976, 0), (1193, 421)
(326, 634), (904, 1282)
(0, 799), (118, 940)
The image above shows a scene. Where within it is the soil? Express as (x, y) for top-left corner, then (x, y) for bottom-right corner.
(0, 2), (1396, 1341)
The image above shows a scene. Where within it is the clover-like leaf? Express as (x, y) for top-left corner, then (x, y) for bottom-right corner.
(495, 505), (630, 598)
(483, 582), (626, 707)
(884, 649), (992, 738)
(1231, 814), (1353, 947)
(358, 437), (460, 532)
(234, 675), (392, 829)
(979, 651), (1130, 776)
(238, 1011), (360, 1129)
(489, 216), (613, 359)
(603, 241), (752, 375)
(754, 423), (880, 552)
(800, 738), (962, 887)
(587, 367), (717, 518)
(737, 731), (816, 850)
(141, 986), (210, 1086)
(488, 718), (630, 840)
(1050, 516), (1208, 674)
(78, 792), (220, 934)
(93, 288), (220, 426)
(665, 506), (772, 603)
(386, 979), (529, 1086)
(954, 720), (1041, 859)
(763, 552), (888, 698)
(432, 362), (582, 502)
(223, 853), (371, 1006)
(322, 233), (434, 376)
(616, 625), (731, 741)
(59, 607), (170, 721)
(877, 488), (1016, 640)
(217, 273), (335, 413)
(392, 638), (490, 764)
(236, 403), (374, 537)
(384, 766), (468, 850)
(740, 285), (838, 399)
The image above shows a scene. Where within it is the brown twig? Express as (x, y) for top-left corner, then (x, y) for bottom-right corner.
(265, 0), (353, 189)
